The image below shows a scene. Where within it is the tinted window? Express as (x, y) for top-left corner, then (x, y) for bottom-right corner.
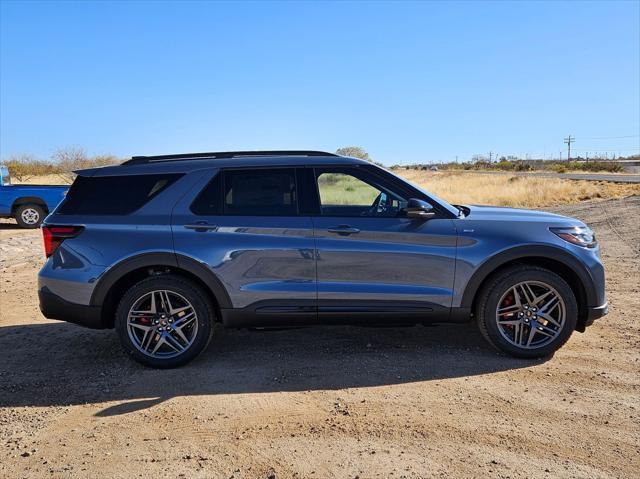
(315, 168), (406, 217)
(190, 172), (222, 216)
(58, 174), (182, 215)
(224, 169), (297, 216)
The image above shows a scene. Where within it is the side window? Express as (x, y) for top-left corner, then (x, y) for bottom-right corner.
(190, 172), (222, 216)
(315, 169), (407, 217)
(58, 174), (183, 215)
(224, 168), (298, 216)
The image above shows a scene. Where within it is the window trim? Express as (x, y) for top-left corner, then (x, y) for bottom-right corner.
(187, 164), (458, 219)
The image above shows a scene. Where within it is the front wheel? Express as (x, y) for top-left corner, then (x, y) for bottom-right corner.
(476, 266), (578, 358)
(115, 275), (215, 368)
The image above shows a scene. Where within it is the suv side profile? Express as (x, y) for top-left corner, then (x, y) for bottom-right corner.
(38, 151), (607, 368)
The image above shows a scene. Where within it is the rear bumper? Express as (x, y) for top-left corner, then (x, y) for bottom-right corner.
(39, 287), (104, 329)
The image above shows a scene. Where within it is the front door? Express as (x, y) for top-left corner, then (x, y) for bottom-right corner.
(310, 166), (457, 321)
(172, 167), (317, 326)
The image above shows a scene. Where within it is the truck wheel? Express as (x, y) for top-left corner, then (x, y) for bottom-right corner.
(476, 266), (578, 358)
(114, 275), (215, 368)
(15, 204), (46, 228)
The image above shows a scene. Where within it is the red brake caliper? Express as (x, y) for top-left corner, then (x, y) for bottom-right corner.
(501, 294), (515, 329)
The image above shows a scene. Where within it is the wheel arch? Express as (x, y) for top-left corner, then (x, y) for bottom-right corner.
(12, 196), (48, 214)
(91, 252), (232, 328)
(461, 245), (596, 331)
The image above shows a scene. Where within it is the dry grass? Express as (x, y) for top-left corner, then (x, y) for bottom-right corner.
(394, 169), (640, 208)
(11, 174), (71, 185)
(11, 173), (73, 185)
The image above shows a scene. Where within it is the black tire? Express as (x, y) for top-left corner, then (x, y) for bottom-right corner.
(14, 203), (46, 228)
(115, 275), (215, 368)
(476, 265), (578, 358)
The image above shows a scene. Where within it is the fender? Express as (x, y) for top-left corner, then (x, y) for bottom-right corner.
(12, 196), (49, 211)
(459, 244), (598, 309)
(89, 252), (232, 309)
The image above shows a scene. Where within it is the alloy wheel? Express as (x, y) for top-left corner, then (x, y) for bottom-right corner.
(495, 281), (566, 349)
(21, 208), (40, 225)
(127, 290), (199, 359)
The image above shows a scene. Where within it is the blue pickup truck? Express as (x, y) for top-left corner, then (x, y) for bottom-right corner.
(0, 165), (68, 228)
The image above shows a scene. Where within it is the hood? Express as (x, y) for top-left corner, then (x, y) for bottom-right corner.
(464, 204), (584, 226)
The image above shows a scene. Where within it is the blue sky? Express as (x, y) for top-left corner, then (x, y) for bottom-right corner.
(1, 1), (638, 165)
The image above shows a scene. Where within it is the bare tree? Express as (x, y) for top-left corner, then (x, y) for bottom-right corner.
(52, 147), (120, 183)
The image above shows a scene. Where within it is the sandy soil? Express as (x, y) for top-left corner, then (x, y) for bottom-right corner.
(0, 197), (639, 479)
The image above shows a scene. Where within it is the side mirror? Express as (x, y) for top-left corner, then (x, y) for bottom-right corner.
(405, 198), (436, 219)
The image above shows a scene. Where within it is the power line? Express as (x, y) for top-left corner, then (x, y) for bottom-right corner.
(578, 135), (639, 140)
(573, 148), (640, 152)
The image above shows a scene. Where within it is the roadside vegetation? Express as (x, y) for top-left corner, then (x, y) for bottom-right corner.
(395, 169), (640, 208)
(403, 158), (628, 173)
(3, 147), (121, 183)
(2, 146), (638, 208)
(317, 172), (379, 205)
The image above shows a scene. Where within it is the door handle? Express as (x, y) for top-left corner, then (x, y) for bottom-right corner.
(327, 225), (360, 236)
(184, 222), (218, 232)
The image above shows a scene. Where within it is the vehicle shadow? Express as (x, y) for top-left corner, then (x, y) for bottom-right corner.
(0, 321), (543, 416)
(0, 222), (24, 230)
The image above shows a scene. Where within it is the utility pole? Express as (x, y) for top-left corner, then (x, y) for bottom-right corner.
(488, 151), (493, 162)
(564, 135), (574, 161)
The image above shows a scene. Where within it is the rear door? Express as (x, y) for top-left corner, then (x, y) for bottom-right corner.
(171, 167), (317, 327)
(309, 166), (457, 321)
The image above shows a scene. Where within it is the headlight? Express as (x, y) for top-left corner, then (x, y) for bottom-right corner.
(550, 226), (597, 248)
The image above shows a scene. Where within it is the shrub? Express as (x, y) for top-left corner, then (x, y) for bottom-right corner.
(3, 148), (122, 183)
(549, 161), (623, 173)
(551, 165), (567, 173)
(4, 154), (58, 180)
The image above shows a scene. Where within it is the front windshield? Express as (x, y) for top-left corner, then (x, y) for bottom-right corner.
(383, 167), (462, 217)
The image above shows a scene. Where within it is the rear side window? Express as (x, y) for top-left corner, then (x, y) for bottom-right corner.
(190, 168), (299, 216)
(58, 174), (182, 215)
(224, 169), (297, 216)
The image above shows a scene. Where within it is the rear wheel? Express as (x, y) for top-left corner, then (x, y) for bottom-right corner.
(476, 266), (578, 358)
(115, 275), (215, 368)
(15, 204), (45, 228)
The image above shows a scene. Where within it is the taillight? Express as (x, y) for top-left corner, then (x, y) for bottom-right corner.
(42, 225), (84, 258)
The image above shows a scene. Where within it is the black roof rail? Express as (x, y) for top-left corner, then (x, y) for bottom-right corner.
(122, 150), (338, 166)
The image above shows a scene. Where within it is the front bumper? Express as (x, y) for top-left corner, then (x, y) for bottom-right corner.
(39, 287), (105, 329)
(583, 301), (608, 329)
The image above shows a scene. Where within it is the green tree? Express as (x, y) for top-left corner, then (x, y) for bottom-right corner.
(335, 146), (371, 161)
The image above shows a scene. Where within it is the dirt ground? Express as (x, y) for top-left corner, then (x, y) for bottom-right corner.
(1, 197), (639, 479)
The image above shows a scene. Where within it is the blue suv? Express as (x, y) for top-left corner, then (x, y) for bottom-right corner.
(38, 151), (607, 368)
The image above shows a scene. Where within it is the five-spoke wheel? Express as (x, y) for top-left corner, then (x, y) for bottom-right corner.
(15, 203), (45, 228)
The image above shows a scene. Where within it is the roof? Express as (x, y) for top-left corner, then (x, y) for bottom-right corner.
(77, 151), (368, 177)
(122, 150), (338, 165)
